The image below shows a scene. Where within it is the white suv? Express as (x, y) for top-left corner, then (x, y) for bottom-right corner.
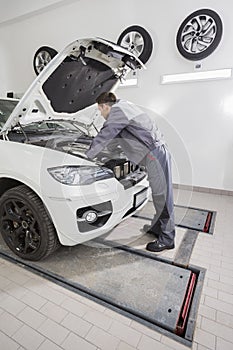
(0, 38), (149, 261)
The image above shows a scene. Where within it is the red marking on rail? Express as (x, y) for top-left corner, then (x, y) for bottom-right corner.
(176, 272), (197, 336)
(203, 212), (212, 232)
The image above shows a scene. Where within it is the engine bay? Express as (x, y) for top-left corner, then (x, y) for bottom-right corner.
(6, 121), (146, 187)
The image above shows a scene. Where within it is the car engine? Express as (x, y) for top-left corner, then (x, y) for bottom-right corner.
(7, 126), (146, 188)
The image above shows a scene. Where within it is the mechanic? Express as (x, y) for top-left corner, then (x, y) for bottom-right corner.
(86, 92), (175, 252)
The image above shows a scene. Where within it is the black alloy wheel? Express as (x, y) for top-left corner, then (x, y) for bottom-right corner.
(176, 8), (223, 61)
(117, 25), (153, 64)
(33, 46), (58, 75)
(0, 185), (60, 261)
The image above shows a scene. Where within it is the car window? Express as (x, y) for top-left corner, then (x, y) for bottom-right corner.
(23, 121), (84, 133)
(0, 100), (18, 129)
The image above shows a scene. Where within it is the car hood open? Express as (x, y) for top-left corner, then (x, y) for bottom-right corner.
(1, 38), (145, 134)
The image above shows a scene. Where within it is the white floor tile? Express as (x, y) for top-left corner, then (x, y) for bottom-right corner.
(0, 189), (232, 350)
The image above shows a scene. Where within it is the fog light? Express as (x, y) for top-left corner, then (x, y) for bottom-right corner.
(83, 210), (98, 223)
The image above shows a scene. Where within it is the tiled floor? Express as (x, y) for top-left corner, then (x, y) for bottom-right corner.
(0, 189), (233, 350)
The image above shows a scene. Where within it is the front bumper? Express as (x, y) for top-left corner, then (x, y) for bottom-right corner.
(43, 175), (149, 246)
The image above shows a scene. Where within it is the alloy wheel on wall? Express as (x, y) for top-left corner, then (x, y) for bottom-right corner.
(33, 46), (58, 75)
(176, 9), (223, 61)
(117, 25), (153, 64)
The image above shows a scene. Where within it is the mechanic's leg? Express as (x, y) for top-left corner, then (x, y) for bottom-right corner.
(145, 147), (167, 232)
(150, 194), (166, 232)
(146, 146), (175, 246)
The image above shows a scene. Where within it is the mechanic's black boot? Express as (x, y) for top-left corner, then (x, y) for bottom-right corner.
(146, 240), (175, 252)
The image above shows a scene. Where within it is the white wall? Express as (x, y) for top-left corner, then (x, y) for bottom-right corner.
(0, 0), (232, 191)
(0, 0), (68, 24)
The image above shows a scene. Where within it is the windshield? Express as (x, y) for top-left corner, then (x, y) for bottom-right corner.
(22, 120), (84, 133)
(20, 120), (99, 137)
(0, 99), (18, 129)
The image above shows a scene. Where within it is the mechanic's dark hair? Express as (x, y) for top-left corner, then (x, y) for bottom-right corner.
(96, 92), (117, 105)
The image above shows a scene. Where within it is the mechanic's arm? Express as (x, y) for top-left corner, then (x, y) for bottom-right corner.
(86, 107), (128, 158)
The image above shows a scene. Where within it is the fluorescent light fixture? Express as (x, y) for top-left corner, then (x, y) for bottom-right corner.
(161, 68), (232, 84)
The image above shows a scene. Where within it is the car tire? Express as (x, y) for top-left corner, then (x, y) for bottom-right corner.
(0, 185), (60, 261)
(117, 25), (153, 64)
(33, 46), (58, 75)
(176, 8), (223, 61)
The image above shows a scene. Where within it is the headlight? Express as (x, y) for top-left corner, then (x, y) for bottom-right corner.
(48, 166), (114, 185)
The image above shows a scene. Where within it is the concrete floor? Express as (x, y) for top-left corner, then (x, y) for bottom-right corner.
(0, 188), (232, 349)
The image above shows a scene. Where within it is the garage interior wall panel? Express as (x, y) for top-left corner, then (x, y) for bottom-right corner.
(0, 0), (67, 24)
(0, 0), (232, 191)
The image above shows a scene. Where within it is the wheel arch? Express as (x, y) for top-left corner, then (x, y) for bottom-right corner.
(0, 178), (61, 260)
(0, 177), (22, 197)
(0, 177), (58, 237)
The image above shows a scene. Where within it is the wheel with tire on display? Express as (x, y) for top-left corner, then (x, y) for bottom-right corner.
(117, 25), (153, 64)
(33, 46), (58, 75)
(176, 8), (223, 61)
(0, 185), (60, 261)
